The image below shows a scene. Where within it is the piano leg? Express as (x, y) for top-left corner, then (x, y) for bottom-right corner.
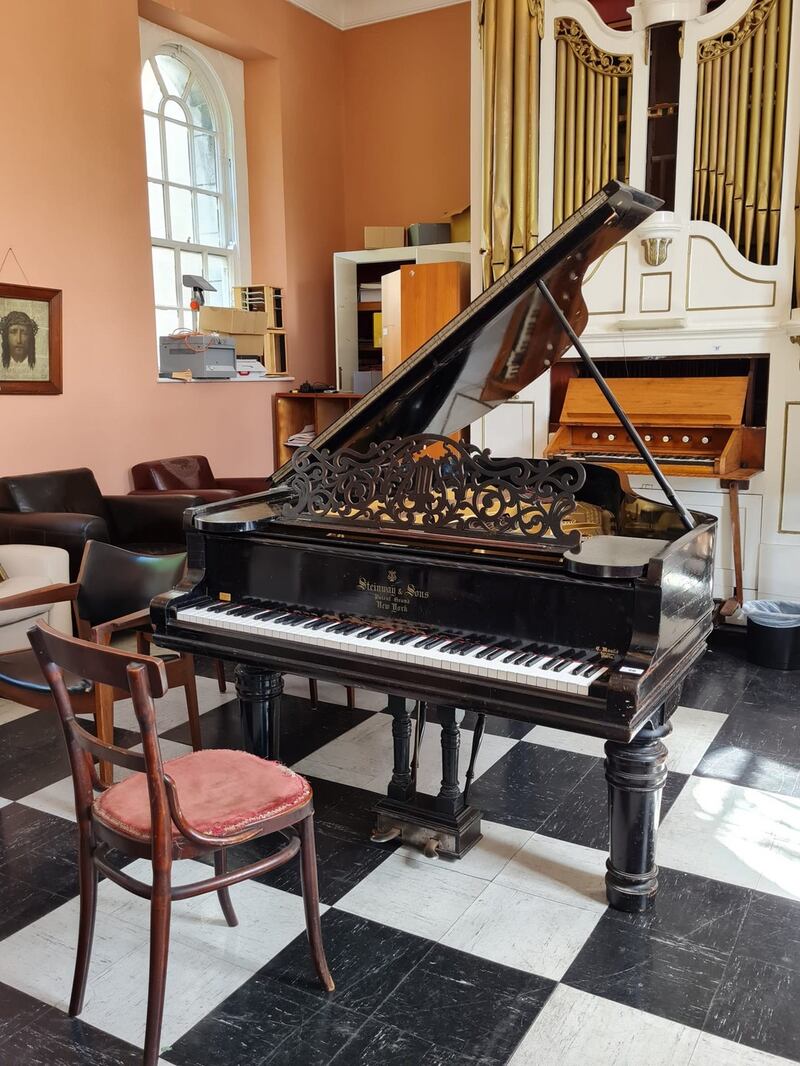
(234, 665), (284, 761)
(604, 710), (671, 913)
(436, 705), (463, 817)
(387, 695), (414, 802)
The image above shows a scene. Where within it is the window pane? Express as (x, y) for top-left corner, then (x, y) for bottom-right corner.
(156, 307), (181, 341)
(168, 185), (194, 242)
(164, 120), (191, 185)
(148, 182), (166, 239)
(186, 81), (213, 129)
(206, 255), (230, 305)
(155, 54), (189, 98)
(193, 133), (217, 191)
(141, 61), (162, 110)
(180, 251), (204, 308)
(163, 98), (186, 122)
(144, 114), (162, 179)
(152, 246), (177, 306)
(196, 193), (221, 247)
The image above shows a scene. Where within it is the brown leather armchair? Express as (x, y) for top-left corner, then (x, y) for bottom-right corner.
(0, 467), (202, 580)
(130, 454), (266, 501)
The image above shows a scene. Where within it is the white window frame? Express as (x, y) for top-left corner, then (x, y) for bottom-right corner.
(139, 19), (251, 340)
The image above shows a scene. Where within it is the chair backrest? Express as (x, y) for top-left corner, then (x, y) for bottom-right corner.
(0, 468), (108, 520)
(29, 622), (170, 827)
(131, 455), (216, 492)
(75, 541), (186, 630)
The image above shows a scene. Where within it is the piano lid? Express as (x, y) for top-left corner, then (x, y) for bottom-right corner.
(271, 181), (662, 486)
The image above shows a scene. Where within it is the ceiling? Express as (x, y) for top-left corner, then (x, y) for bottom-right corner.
(288, 0), (467, 30)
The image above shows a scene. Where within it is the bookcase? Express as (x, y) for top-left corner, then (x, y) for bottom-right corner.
(232, 285), (287, 374)
(272, 392), (363, 469)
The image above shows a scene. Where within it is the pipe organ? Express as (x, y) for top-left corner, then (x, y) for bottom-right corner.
(475, 0), (800, 604)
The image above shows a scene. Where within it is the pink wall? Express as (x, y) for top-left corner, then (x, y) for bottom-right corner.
(342, 4), (471, 250)
(0, 0), (469, 493)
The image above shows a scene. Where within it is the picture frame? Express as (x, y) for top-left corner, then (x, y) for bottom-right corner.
(0, 282), (62, 395)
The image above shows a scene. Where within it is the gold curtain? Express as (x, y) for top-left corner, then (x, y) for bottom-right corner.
(480, 0), (543, 287)
(693, 0), (792, 265)
(552, 19), (632, 229)
(795, 135), (800, 307)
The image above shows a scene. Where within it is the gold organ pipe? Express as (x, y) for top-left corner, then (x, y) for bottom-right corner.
(715, 52), (731, 224)
(491, 0), (515, 281)
(585, 69), (596, 201)
(795, 138), (800, 307)
(698, 54), (713, 218)
(724, 48), (740, 231)
(743, 24), (764, 259)
(575, 60), (586, 211)
(593, 71), (603, 192)
(565, 46), (576, 218)
(693, 62), (705, 217)
(769, 0), (791, 262)
(707, 56), (721, 222)
(527, 20), (541, 252)
(602, 74), (612, 182)
(481, 0), (498, 289)
(623, 76), (631, 181)
(511, 0), (530, 266)
(553, 38), (566, 228)
(610, 76), (620, 180)
(755, 1), (778, 264)
(732, 34), (751, 249)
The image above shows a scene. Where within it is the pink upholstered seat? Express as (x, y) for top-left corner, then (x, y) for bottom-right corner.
(94, 749), (312, 841)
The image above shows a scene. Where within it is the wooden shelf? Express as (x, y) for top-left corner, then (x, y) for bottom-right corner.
(272, 392), (363, 469)
(357, 302), (381, 312)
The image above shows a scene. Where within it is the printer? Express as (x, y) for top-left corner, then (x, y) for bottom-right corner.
(158, 333), (236, 380)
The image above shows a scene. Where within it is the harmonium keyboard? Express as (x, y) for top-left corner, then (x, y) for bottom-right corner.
(152, 182), (717, 912)
(545, 374), (766, 481)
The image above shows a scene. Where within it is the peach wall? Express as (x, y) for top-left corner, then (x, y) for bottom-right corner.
(342, 3), (471, 250)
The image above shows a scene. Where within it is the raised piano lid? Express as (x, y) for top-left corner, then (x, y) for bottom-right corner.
(196, 182), (662, 533)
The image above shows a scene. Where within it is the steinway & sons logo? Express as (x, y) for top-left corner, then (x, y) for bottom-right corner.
(357, 569), (429, 614)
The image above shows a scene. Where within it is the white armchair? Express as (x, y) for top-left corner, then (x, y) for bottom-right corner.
(0, 544), (72, 652)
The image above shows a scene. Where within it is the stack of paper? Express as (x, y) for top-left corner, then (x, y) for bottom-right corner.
(286, 424), (316, 447)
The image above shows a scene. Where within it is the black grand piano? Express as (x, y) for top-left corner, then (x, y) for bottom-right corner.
(152, 182), (716, 913)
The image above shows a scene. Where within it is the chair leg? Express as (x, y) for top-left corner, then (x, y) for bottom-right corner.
(69, 835), (98, 1016)
(181, 654), (203, 752)
(214, 659), (227, 694)
(309, 679), (318, 707)
(214, 850), (238, 927)
(298, 815), (335, 992)
(94, 685), (114, 787)
(346, 686), (355, 710)
(143, 868), (172, 1066)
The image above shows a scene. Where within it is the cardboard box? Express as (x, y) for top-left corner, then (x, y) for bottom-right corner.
(364, 226), (405, 250)
(231, 333), (265, 358)
(448, 205), (470, 242)
(199, 305), (268, 335)
(407, 222), (451, 246)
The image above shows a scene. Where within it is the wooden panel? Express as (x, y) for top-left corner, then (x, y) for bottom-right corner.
(780, 402), (800, 532)
(481, 401), (535, 457)
(380, 269), (402, 376)
(559, 376), (749, 427)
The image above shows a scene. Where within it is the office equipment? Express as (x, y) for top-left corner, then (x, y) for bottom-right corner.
(158, 333), (236, 379)
(153, 183), (716, 914)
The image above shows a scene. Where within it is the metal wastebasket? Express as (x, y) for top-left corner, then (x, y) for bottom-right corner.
(742, 600), (800, 671)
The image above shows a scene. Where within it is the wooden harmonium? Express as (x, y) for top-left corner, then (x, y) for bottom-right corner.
(545, 375), (765, 481)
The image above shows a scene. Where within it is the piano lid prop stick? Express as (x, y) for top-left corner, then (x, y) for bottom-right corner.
(535, 280), (696, 532)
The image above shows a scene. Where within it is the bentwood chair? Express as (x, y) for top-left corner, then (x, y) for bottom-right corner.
(30, 621), (334, 1066)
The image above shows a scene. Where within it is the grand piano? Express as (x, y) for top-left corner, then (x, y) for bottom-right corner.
(152, 182), (716, 912)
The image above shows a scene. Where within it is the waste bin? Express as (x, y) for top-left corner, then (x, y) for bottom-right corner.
(742, 600), (800, 670)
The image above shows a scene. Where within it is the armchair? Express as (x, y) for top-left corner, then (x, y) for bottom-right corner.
(130, 454), (266, 501)
(0, 467), (203, 579)
(0, 544), (72, 652)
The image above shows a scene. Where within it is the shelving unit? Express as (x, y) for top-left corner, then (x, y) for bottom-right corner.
(232, 284), (287, 374)
(272, 392), (363, 469)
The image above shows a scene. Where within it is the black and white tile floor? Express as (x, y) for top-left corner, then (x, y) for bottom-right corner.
(1, 630), (799, 1065)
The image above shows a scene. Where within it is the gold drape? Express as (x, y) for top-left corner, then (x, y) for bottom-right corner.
(552, 19), (632, 228)
(693, 0), (792, 265)
(480, 0), (543, 287)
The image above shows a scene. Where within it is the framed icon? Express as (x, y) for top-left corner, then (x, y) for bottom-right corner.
(0, 282), (62, 395)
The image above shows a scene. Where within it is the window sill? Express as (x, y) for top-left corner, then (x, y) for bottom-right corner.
(157, 375), (295, 384)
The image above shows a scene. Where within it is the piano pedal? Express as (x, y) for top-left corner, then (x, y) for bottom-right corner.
(371, 798), (482, 859)
(423, 836), (442, 859)
(370, 825), (402, 844)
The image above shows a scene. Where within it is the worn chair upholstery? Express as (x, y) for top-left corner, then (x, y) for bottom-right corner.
(0, 544), (72, 652)
(130, 454), (265, 501)
(0, 467), (202, 579)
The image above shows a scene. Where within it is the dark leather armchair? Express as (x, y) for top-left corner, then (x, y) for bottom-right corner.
(130, 455), (266, 501)
(0, 467), (202, 579)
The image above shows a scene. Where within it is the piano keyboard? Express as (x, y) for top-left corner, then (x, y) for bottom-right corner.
(177, 598), (611, 695)
(562, 452), (715, 466)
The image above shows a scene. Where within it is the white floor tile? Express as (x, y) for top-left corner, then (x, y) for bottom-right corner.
(690, 1032), (800, 1065)
(0, 699), (36, 727)
(510, 985), (700, 1065)
(292, 712), (516, 797)
(658, 777), (800, 900)
(397, 820), (533, 882)
(112, 675), (229, 734)
(666, 705), (728, 774)
(522, 725), (604, 758)
(495, 833), (608, 912)
(18, 774), (76, 822)
(0, 796), (11, 809)
(335, 851), (486, 941)
(440, 882), (602, 980)
(122, 738), (193, 779)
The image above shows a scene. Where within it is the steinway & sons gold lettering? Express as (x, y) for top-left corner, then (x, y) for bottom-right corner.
(357, 573), (429, 614)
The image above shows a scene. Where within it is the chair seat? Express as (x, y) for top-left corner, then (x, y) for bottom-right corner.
(94, 749), (312, 841)
(0, 648), (93, 696)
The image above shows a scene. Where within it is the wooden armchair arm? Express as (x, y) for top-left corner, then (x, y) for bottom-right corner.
(0, 582), (79, 613)
(91, 608), (152, 646)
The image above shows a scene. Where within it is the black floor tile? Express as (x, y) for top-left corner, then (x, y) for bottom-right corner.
(423, 705), (533, 741)
(262, 1002), (366, 1065)
(0, 1006), (145, 1065)
(736, 667), (800, 719)
(162, 697), (243, 749)
(704, 955), (800, 1061)
(563, 911), (728, 1029)
(327, 1018), (463, 1066)
(0, 803), (68, 868)
(0, 710), (71, 800)
(372, 942), (555, 1065)
(0, 980), (50, 1042)
(681, 637), (752, 714)
(731, 891), (800, 973)
(695, 724), (800, 796)
(470, 743), (598, 832)
(0, 869), (70, 941)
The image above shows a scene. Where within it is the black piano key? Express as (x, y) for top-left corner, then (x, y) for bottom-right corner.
(364, 629), (384, 640)
(207, 601), (237, 613)
(394, 632), (417, 645)
(484, 646), (508, 661)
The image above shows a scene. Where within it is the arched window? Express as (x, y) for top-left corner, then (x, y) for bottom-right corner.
(141, 47), (237, 338)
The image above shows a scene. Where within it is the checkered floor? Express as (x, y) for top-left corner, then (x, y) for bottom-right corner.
(1, 629), (799, 1065)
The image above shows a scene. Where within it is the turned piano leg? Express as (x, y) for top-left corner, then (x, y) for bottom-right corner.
(387, 694), (414, 802)
(604, 709), (671, 913)
(234, 665), (284, 761)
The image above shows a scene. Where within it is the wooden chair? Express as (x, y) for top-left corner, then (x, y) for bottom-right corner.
(29, 621), (334, 1066)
